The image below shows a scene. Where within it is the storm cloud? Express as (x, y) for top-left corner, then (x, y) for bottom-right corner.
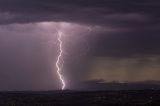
(0, 0), (159, 56)
(0, 0), (160, 90)
(0, 0), (159, 28)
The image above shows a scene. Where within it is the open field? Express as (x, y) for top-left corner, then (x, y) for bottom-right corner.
(0, 90), (160, 106)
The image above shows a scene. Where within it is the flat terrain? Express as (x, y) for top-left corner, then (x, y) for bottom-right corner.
(0, 90), (160, 106)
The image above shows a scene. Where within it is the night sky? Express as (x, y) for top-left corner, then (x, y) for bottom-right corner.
(0, 0), (160, 90)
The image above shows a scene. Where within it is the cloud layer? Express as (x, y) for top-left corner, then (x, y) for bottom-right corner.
(0, 0), (159, 29)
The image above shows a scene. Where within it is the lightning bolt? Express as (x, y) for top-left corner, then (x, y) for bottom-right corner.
(54, 25), (92, 90)
(56, 31), (66, 90)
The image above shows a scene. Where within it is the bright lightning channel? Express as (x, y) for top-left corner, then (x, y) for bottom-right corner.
(56, 31), (66, 90)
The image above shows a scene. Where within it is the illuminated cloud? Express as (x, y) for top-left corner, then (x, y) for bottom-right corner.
(88, 55), (160, 82)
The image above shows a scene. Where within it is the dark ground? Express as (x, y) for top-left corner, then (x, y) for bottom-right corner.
(0, 90), (160, 106)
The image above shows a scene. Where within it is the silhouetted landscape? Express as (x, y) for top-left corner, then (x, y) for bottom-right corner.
(0, 90), (160, 106)
(1, 82), (160, 106)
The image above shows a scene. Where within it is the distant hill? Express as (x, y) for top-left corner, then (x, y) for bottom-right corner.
(72, 80), (160, 91)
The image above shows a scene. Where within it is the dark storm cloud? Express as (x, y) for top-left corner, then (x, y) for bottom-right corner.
(0, 0), (160, 90)
(89, 30), (160, 57)
(0, 0), (159, 28)
(0, 0), (160, 57)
